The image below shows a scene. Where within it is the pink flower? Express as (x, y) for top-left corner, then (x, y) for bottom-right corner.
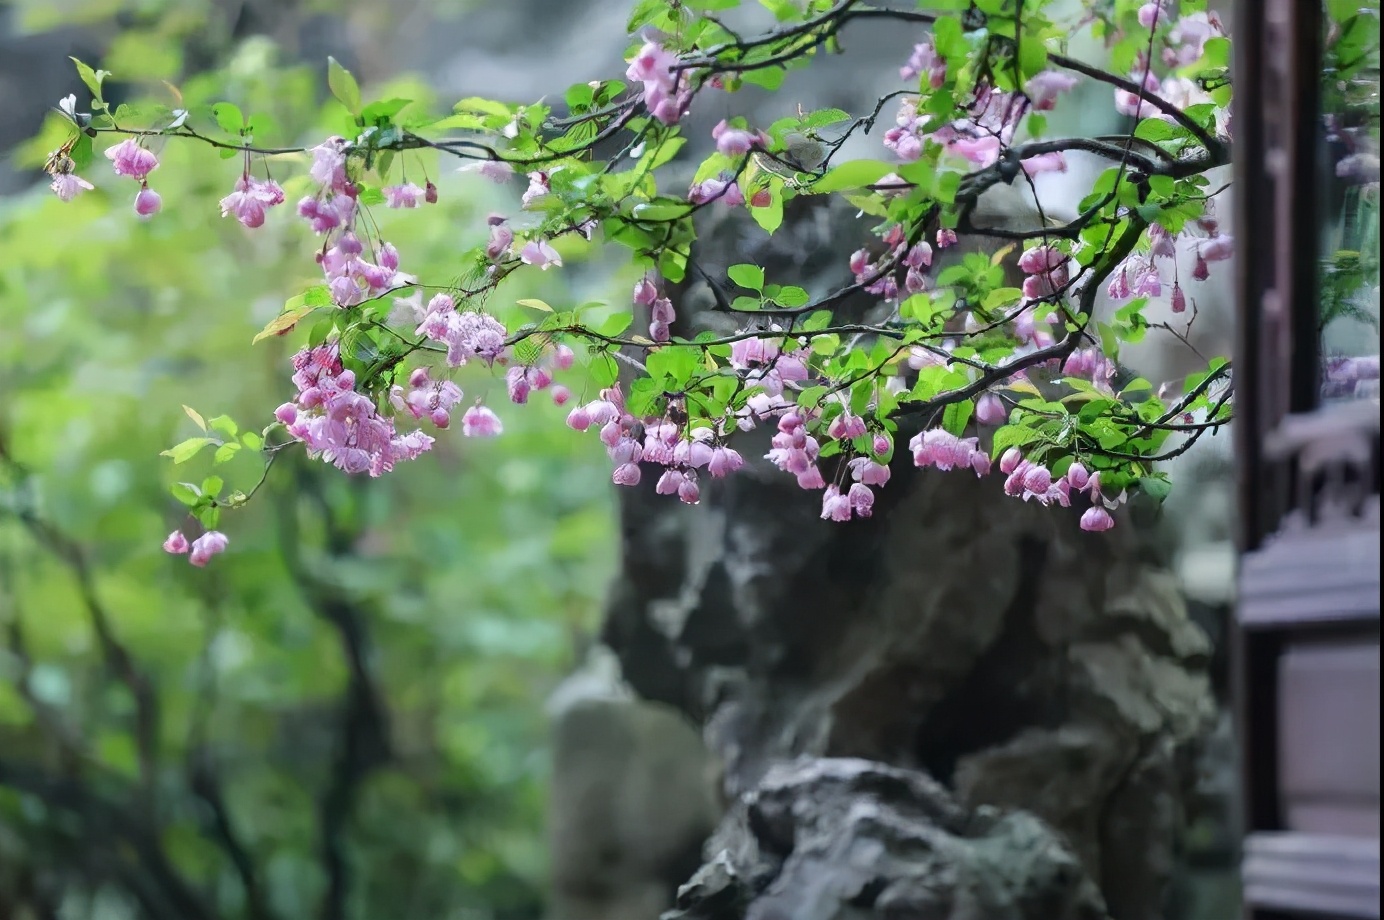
(633, 276), (660, 306)
(134, 186), (162, 218)
(1025, 70), (1080, 110)
(688, 178), (728, 204)
(566, 404), (593, 431)
(163, 530), (190, 554)
(308, 137), (350, 193)
(712, 120), (762, 157)
(975, 393), (1007, 425)
(612, 462), (642, 486)
(486, 221), (514, 261)
(821, 485), (853, 522)
(627, 41), (692, 125)
(219, 175), (285, 228)
(1066, 462), (1091, 491)
(936, 229), (958, 248)
(1080, 506), (1116, 532)
(1022, 465), (1052, 494)
(50, 173), (95, 201)
(707, 446), (744, 478)
(384, 183), (426, 208)
(678, 475), (701, 504)
(1021, 151), (1068, 176)
(459, 160), (515, 182)
(1137, 0), (1172, 28)
(521, 171), (550, 208)
(1197, 235), (1234, 262)
(1171, 283), (1187, 314)
(551, 384), (572, 406)
(520, 240), (562, 270)
(656, 468), (686, 496)
(1115, 70), (1162, 118)
(188, 531), (229, 567)
(847, 482), (875, 518)
(104, 139), (159, 180)
(461, 405), (503, 437)
(848, 457), (891, 486)
(1018, 245), (1066, 275)
(901, 39), (947, 87)
(650, 298), (677, 324)
(999, 447), (1025, 475)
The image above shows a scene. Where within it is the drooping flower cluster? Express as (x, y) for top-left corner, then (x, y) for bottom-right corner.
(633, 274), (677, 343)
(275, 344), (433, 476)
(909, 428), (991, 476)
(626, 41), (692, 125)
(998, 449), (1122, 531)
(413, 294), (509, 367)
(219, 174), (286, 227)
(164, 529), (229, 567)
(900, 38), (947, 87)
(390, 367), (465, 429)
(1106, 208), (1233, 306)
(103, 138), (162, 218)
(885, 71), (1078, 174)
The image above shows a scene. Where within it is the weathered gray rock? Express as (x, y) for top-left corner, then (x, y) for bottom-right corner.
(663, 757), (1110, 920)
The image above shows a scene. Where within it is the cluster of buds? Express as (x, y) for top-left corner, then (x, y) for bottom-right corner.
(999, 449), (1120, 531)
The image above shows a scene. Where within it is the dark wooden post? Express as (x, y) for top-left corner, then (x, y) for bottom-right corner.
(1233, 1), (1381, 917)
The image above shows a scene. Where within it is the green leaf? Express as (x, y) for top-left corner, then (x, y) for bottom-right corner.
(207, 415), (238, 437)
(728, 264), (765, 291)
(516, 298), (554, 312)
(161, 438), (217, 464)
(253, 304), (317, 344)
(990, 424), (1043, 459)
(811, 159), (897, 194)
(770, 285), (810, 308)
(170, 482), (202, 507)
(211, 102), (244, 135)
(942, 399), (974, 436)
(213, 443), (242, 464)
(201, 476), (224, 498)
(1134, 475), (1168, 498)
(597, 313), (633, 337)
(327, 56), (362, 114)
(240, 432), (264, 451)
(70, 57), (107, 104)
(182, 405), (207, 431)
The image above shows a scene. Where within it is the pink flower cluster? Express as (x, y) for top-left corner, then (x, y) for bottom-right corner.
(999, 450), (1119, 531)
(1106, 212), (1233, 305)
(688, 176), (746, 207)
(900, 38), (947, 87)
(390, 366), (464, 429)
(634, 274), (677, 343)
(164, 530), (229, 567)
(627, 41), (692, 125)
(848, 226), (933, 301)
(712, 120), (767, 158)
(1063, 348), (1118, 392)
(413, 294), (508, 367)
(274, 344), (433, 476)
(295, 137), (410, 305)
(728, 335), (810, 398)
(564, 385), (744, 500)
(767, 411), (827, 489)
(219, 174), (287, 228)
(103, 139), (162, 218)
(885, 60), (1078, 172)
(909, 428), (991, 476)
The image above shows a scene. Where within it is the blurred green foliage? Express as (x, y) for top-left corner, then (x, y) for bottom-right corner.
(0, 27), (617, 920)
